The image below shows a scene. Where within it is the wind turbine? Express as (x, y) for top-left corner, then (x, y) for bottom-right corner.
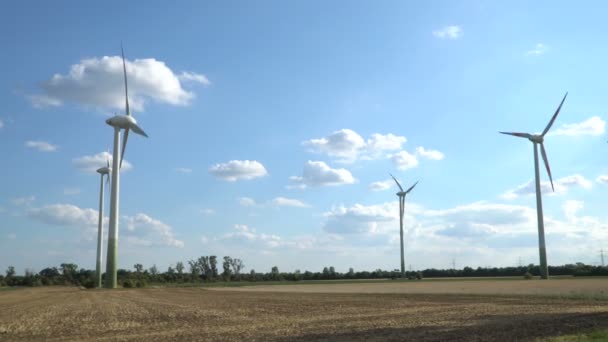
(95, 158), (111, 288)
(104, 45), (149, 288)
(499, 92), (567, 280)
(390, 174), (418, 277)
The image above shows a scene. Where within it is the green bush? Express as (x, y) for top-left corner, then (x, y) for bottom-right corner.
(523, 272), (533, 280)
(135, 280), (147, 288)
(82, 279), (95, 289)
(122, 279), (134, 288)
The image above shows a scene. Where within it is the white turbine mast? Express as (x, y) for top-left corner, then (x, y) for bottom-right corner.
(499, 92), (567, 279)
(95, 157), (111, 288)
(390, 173), (418, 277)
(104, 44), (149, 288)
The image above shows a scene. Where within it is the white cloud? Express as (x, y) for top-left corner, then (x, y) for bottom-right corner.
(73, 151), (132, 173)
(596, 175), (608, 185)
(390, 150), (419, 170)
(272, 197), (310, 208)
(200, 208), (215, 215)
(175, 167), (193, 174)
(289, 161), (356, 188)
(28, 204), (99, 237)
(25, 140), (58, 152)
(0, 119), (4, 129)
(209, 160), (268, 181)
(178, 72), (210, 86)
(30, 55), (207, 111)
(324, 203), (397, 234)
(63, 188), (81, 196)
(7, 233), (16, 240)
(218, 224), (284, 248)
(124, 213), (184, 248)
(12, 196), (36, 206)
(369, 179), (394, 191)
(238, 197), (257, 207)
(526, 43), (548, 56)
(549, 116), (606, 137)
(303, 129), (406, 162)
(415, 146), (444, 160)
(502, 174), (593, 199)
(432, 25), (463, 39)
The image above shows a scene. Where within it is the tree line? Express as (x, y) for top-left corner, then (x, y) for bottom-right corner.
(1, 258), (606, 288)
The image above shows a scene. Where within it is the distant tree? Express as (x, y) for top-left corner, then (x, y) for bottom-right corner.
(197, 256), (211, 279)
(134, 264), (144, 273)
(329, 266), (336, 279)
(347, 268), (355, 278)
(322, 267), (330, 279)
(39, 267), (60, 278)
(60, 263), (78, 283)
(188, 259), (200, 279)
(167, 266), (175, 275)
(230, 258), (245, 279)
(209, 256), (218, 279)
(271, 266), (281, 281)
(294, 269), (301, 281)
(149, 264), (158, 276)
(6, 266), (16, 278)
(176, 261), (184, 275)
(222, 256), (232, 281)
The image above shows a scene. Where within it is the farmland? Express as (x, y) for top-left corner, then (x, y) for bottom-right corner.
(1, 279), (607, 341)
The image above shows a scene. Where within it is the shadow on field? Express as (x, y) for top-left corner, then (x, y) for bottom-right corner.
(283, 311), (608, 342)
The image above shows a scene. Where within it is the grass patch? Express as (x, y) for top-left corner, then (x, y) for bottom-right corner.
(541, 329), (608, 341)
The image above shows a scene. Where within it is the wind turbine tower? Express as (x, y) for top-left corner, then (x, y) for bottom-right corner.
(390, 174), (418, 277)
(499, 92), (567, 279)
(104, 46), (149, 288)
(95, 159), (111, 288)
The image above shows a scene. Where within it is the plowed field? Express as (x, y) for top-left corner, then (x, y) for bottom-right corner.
(1, 279), (607, 341)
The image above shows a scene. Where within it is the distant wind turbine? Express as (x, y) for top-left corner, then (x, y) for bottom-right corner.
(499, 92), (567, 279)
(95, 158), (111, 288)
(104, 45), (149, 288)
(390, 174), (418, 277)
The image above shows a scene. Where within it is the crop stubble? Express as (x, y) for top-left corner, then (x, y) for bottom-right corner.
(1, 280), (607, 341)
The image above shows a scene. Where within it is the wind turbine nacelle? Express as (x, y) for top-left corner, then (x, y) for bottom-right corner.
(106, 115), (137, 129)
(96, 166), (111, 174)
(396, 192), (406, 197)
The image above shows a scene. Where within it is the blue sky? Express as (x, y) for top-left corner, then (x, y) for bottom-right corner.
(1, 1), (608, 274)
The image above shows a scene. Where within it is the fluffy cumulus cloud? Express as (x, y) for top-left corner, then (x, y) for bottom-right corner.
(369, 179), (394, 191)
(124, 213), (184, 248)
(303, 129), (406, 162)
(390, 150), (419, 170)
(209, 160), (268, 181)
(526, 43), (548, 56)
(28, 204), (100, 237)
(433, 25), (463, 39)
(72, 151), (132, 173)
(549, 116), (606, 137)
(415, 146), (445, 160)
(271, 197), (310, 208)
(323, 203), (397, 234)
(597, 175), (608, 185)
(29, 55), (208, 111)
(502, 174), (593, 199)
(289, 161), (356, 188)
(25, 140), (58, 152)
(218, 224), (283, 248)
(238, 197), (257, 207)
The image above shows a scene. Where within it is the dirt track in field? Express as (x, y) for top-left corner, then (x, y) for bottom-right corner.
(1, 283), (607, 341)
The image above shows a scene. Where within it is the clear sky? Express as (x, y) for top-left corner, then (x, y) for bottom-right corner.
(1, 1), (607, 274)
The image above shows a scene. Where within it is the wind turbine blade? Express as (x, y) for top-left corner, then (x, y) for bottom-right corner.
(542, 92), (568, 136)
(130, 122), (148, 137)
(389, 173), (404, 192)
(121, 43), (130, 116)
(120, 128), (129, 169)
(106, 173), (110, 186)
(405, 181), (418, 194)
(499, 132), (532, 139)
(540, 143), (554, 192)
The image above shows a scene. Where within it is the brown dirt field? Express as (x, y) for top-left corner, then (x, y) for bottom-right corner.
(213, 278), (608, 296)
(0, 284), (607, 342)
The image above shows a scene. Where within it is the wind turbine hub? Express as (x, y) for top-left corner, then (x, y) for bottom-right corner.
(106, 114), (137, 129)
(96, 166), (111, 174)
(529, 134), (544, 144)
(396, 192), (406, 197)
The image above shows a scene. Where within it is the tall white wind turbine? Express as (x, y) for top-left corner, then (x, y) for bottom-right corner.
(104, 45), (149, 288)
(499, 92), (567, 280)
(390, 174), (418, 277)
(95, 158), (111, 288)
